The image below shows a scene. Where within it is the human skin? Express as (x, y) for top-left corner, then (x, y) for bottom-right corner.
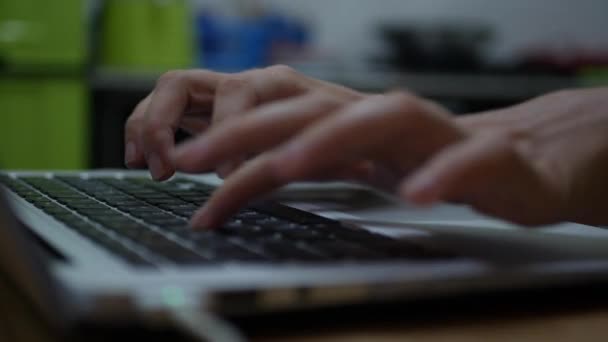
(124, 65), (608, 229)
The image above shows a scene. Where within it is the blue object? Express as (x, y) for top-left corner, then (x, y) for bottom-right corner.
(195, 12), (309, 72)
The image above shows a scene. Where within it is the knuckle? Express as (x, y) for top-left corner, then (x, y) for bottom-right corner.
(125, 115), (144, 138)
(265, 154), (291, 183)
(266, 64), (297, 78)
(247, 64), (305, 97)
(216, 77), (251, 95)
(309, 91), (344, 108)
(494, 131), (518, 148)
(251, 153), (293, 186)
(486, 133), (522, 162)
(264, 64), (300, 87)
(142, 117), (168, 144)
(389, 91), (424, 113)
(316, 90), (344, 103)
(219, 118), (249, 139)
(156, 70), (184, 88)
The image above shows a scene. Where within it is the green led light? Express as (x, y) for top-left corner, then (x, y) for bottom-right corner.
(161, 286), (186, 308)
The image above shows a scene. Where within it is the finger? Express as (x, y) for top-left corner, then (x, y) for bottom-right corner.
(348, 163), (403, 192)
(173, 92), (345, 173)
(305, 160), (378, 182)
(135, 65), (354, 174)
(400, 135), (500, 205)
(189, 153), (373, 229)
(189, 92), (452, 228)
(214, 157), (247, 178)
(189, 153), (287, 229)
(211, 77), (258, 124)
(142, 70), (221, 180)
(400, 135), (562, 225)
(209, 65), (336, 177)
(224, 161), (377, 185)
(271, 92), (461, 181)
(125, 94), (152, 168)
(209, 66), (312, 177)
(237, 65), (319, 104)
(179, 114), (211, 135)
(211, 76), (259, 177)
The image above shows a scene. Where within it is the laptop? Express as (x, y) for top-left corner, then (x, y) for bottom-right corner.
(4, 169), (608, 340)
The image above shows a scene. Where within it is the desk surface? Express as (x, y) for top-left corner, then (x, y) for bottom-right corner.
(3, 274), (608, 342)
(235, 282), (608, 342)
(252, 310), (608, 341)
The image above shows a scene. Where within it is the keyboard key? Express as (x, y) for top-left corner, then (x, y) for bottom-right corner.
(254, 239), (327, 261)
(191, 234), (266, 261)
(7, 175), (458, 265)
(305, 240), (384, 260)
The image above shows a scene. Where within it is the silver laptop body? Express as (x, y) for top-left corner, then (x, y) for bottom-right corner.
(3, 170), (608, 332)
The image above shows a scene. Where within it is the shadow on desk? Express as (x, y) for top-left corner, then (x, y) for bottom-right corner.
(3, 270), (608, 342)
(238, 284), (608, 342)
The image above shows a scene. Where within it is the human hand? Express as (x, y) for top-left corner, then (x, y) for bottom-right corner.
(124, 65), (363, 180)
(174, 85), (608, 229)
(454, 87), (608, 227)
(173, 90), (469, 228)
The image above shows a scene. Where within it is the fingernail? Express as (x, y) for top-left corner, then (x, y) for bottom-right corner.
(125, 142), (136, 167)
(148, 153), (165, 180)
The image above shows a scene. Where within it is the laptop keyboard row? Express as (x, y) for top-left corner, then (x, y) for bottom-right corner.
(0, 174), (454, 267)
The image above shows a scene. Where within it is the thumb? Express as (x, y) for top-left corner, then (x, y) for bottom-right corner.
(400, 134), (564, 225)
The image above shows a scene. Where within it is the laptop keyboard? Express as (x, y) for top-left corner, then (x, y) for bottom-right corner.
(0, 174), (455, 267)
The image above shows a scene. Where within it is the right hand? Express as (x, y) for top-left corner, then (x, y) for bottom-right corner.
(124, 65), (364, 180)
(173, 87), (585, 230)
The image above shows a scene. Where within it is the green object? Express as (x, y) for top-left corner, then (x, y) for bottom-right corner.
(161, 286), (187, 308)
(0, 78), (88, 169)
(101, 0), (194, 71)
(578, 66), (608, 87)
(0, 0), (88, 170)
(0, 0), (86, 70)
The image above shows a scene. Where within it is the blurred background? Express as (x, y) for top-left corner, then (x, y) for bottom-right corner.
(1, 0), (608, 170)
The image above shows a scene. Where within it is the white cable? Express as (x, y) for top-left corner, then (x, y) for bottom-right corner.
(170, 307), (246, 342)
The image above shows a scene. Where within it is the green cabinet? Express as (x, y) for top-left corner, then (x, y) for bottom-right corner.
(0, 0), (88, 169)
(0, 78), (87, 169)
(0, 0), (86, 69)
(100, 0), (193, 70)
